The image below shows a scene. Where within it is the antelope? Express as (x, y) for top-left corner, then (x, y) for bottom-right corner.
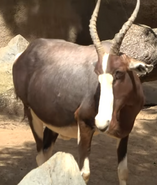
(13, 0), (153, 184)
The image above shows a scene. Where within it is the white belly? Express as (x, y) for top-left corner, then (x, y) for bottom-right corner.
(30, 109), (78, 139)
(46, 123), (78, 139)
(30, 109), (102, 140)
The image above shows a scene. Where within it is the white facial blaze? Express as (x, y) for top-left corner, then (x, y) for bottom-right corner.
(95, 53), (114, 131)
(102, 53), (109, 72)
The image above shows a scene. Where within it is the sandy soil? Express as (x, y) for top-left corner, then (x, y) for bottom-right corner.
(0, 106), (157, 185)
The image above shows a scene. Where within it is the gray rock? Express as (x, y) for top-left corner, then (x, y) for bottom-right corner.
(0, 34), (29, 117)
(18, 152), (86, 185)
(121, 24), (157, 66)
(0, 34), (29, 63)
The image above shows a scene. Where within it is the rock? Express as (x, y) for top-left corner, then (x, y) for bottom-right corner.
(18, 152), (86, 185)
(142, 81), (157, 105)
(0, 34), (29, 63)
(0, 35), (29, 118)
(0, 34), (28, 94)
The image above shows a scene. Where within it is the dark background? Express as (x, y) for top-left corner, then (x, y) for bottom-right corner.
(0, 0), (156, 47)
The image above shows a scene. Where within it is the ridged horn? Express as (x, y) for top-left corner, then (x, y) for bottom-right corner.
(89, 0), (105, 58)
(110, 0), (140, 55)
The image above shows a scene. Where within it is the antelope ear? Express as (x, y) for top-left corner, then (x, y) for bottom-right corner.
(128, 58), (153, 76)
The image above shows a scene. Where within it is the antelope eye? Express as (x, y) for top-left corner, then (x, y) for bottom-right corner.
(115, 70), (125, 80)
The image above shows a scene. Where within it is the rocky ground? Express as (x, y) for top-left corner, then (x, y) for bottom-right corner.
(0, 106), (156, 185)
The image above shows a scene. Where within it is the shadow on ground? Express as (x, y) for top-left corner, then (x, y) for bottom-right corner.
(0, 142), (36, 185)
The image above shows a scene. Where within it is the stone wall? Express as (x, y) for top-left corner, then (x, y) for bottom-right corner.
(0, 0), (157, 47)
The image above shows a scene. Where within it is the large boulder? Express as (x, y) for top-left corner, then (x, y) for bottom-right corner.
(0, 34), (29, 63)
(0, 34), (29, 94)
(120, 24), (157, 67)
(18, 152), (86, 185)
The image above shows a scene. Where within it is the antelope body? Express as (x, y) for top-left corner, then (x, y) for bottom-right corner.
(13, 0), (153, 184)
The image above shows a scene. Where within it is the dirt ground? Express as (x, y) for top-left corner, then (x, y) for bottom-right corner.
(0, 106), (157, 185)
